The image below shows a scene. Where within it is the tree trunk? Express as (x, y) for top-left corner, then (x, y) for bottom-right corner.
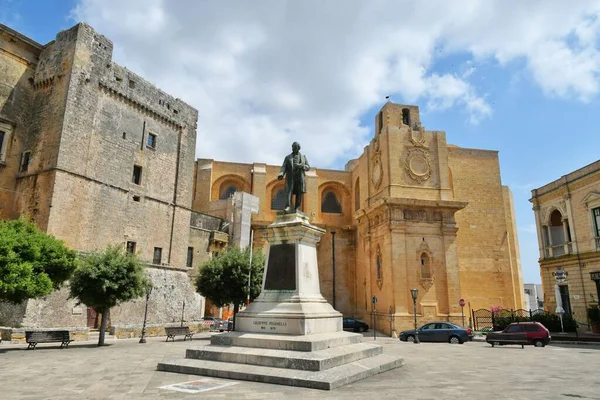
(233, 303), (240, 331)
(98, 308), (109, 346)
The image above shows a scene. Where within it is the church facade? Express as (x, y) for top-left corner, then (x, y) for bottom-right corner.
(192, 102), (525, 333)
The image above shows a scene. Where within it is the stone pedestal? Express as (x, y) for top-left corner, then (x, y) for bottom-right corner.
(158, 212), (404, 390)
(235, 212), (342, 335)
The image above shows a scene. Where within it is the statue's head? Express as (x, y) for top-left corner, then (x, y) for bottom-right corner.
(292, 142), (301, 152)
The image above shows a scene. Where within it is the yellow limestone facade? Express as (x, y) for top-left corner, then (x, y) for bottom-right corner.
(530, 160), (600, 327)
(193, 102), (524, 334)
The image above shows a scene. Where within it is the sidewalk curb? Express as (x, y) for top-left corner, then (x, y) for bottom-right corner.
(550, 341), (600, 346)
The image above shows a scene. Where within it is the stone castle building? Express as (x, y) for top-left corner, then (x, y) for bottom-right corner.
(0, 22), (227, 328)
(530, 160), (600, 327)
(193, 102), (525, 333)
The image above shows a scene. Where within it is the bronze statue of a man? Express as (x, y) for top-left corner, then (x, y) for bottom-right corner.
(278, 142), (310, 213)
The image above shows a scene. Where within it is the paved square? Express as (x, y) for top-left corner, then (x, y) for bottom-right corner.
(1, 333), (598, 399)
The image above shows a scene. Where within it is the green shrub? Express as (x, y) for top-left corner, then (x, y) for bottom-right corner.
(587, 306), (600, 323)
(531, 313), (577, 332)
(491, 311), (576, 332)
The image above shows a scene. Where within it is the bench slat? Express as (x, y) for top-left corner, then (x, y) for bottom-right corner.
(25, 330), (72, 350)
(164, 326), (193, 342)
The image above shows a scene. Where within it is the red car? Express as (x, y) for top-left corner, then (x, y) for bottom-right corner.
(486, 322), (551, 348)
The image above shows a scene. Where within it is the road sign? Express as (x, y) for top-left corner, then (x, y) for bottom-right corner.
(459, 298), (466, 307)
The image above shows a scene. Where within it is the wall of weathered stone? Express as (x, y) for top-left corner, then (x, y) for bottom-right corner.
(0, 265), (204, 328)
(34, 23), (199, 268)
(316, 227), (356, 317)
(0, 24), (58, 224)
(110, 266), (204, 326)
(0, 300), (27, 327)
(448, 147), (523, 310)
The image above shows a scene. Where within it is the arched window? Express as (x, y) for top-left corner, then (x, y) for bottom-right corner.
(321, 191), (342, 214)
(402, 108), (410, 126)
(420, 253), (431, 279)
(376, 247), (382, 280)
(271, 188), (286, 210)
(354, 178), (360, 211)
(219, 184), (238, 200)
(546, 209), (570, 256)
(549, 210), (566, 244)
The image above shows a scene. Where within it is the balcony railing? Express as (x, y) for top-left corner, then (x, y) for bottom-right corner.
(543, 242), (572, 258)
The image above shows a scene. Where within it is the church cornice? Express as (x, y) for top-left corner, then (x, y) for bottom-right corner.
(364, 197), (467, 214)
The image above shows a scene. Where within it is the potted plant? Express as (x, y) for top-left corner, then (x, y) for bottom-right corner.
(587, 305), (600, 334)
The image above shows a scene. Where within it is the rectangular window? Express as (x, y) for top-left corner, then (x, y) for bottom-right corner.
(132, 165), (142, 185)
(187, 247), (194, 268)
(153, 247), (162, 265)
(593, 207), (600, 238)
(126, 241), (136, 254)
(0, 122), (13, 162)
(20, 151), (31, 172)
(0, 131), (5, 162)
(147, 133), (157, 149)
(524, 324), (540, 332)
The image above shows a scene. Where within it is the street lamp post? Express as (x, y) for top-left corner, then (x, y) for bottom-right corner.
(139, 285), (153, 344)
(331, 229), (336, 310)
(410, 288), (420, 344)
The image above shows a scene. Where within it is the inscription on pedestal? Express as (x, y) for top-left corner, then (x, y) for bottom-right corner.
(252, 320), (288, 332)
(264, 244), (296, 290)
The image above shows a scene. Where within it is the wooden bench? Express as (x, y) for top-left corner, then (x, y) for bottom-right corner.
(26, 330), (73, 350)
(165, 326), (194, 342)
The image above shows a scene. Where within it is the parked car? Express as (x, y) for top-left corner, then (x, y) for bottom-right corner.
(486, 322), (551, 348)
(202, 317), (226, 331)
(343, 317), (369, 332)
(399, 322), (473, 344)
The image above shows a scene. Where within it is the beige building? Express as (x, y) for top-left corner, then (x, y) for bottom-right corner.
(193, 102), (525, 334)
(530, 160), (600, 327)
(0, 22), (226, 329)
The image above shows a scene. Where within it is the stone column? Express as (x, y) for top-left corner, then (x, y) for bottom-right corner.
(532, 205), (545, 259)
(564, 194), (577, 253)
(442, 224), (461, 321)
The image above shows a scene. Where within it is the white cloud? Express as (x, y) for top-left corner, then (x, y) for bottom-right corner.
(519, 224), (538, 235)
(71, 0), (600, 167)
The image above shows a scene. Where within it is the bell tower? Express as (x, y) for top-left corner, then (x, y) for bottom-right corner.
(356, 101), (466, 333)
(370, 102), (453, 202)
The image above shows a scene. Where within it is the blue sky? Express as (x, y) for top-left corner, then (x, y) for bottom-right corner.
(3, 0), (600, 285)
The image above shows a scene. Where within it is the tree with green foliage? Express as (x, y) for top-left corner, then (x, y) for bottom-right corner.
(0, 219), (78, 303)
(196, 246), (265, 318)
(69, 245), (150, 346)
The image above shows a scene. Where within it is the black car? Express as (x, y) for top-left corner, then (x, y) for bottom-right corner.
(399, 322), (473, 344)
(343, 317), (369, 332)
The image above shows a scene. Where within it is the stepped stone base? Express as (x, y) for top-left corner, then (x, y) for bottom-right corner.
(157, 332), (404, 390)
(157, 214), (404, 390)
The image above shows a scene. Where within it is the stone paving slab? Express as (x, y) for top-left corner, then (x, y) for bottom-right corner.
(1, 333), (599, 399)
